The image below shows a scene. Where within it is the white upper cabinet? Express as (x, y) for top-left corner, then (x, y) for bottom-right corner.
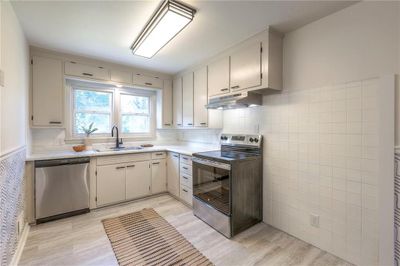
(161, 80), (173, 127)
(230, 42), (262, 91)
(182, 72), (194, 127)
(32, 56), (64, 127)
(193, 67), (208, 127)
(110, 70), (132, 84)
(64, 61), (109, 81)
(208, 57), (230, 97)
(173, 77), (183, 127)
(133, 73), (163, 88)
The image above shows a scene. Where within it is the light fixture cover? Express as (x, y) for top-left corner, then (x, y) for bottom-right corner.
(131, 0), (196, 58)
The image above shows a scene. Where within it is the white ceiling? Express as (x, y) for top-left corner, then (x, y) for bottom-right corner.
(11, 0), (356, 75)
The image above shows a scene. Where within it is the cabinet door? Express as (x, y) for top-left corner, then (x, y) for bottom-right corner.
(151, 159), (167, 194)
(173, 77), (183, 127)
(208, 57), (230, 97)
(133, 73), (163, 88)
(111, 70), (132, 84)
(126, 161), (151, 200)
(97, 164), (126, 206)
(230, 42), (262, 91)
(182, 72), (194, 127)
(64, 61), (109, 80)
(167, 153), (180, 197)
(32, 56), (64, 127)
(193, 67), (208, 127)
(162, 80), (173, 127)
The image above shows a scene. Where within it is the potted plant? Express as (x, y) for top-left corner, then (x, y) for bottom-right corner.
(81, 122), (98, 149)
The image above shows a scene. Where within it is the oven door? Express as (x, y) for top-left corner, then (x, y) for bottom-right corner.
(192, 157), (231, 216)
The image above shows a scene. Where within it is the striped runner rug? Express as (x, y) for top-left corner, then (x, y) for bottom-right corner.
(102, 208), (214, 266)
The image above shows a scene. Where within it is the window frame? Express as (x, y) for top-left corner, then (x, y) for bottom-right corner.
(66, 80), (156, 141)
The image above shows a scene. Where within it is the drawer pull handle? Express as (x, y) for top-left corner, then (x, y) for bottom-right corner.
(182, 189), (188, 193)
(200, 123), (207, 125)
(82, 72), (93, 77)
(231, 85), (240, 89)
(152, 162), (160, 165)
(155, 153), (163, 156)
(187, 123), (193, 126)
(177, 124), (182, 126)
(182, 157), (188, 160)
(183, 176), (188, 179)
(164, 123), (171, 126)
(182, 167), (188, 170)
(221, 88), (229, 91)
(145, 82), (153, 86)
(116, 166), (125, 170)
(127, 165), (135, 168)
(49, 121), (62, 124)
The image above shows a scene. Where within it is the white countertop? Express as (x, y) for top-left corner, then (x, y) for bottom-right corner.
(26, 142), (220, 161)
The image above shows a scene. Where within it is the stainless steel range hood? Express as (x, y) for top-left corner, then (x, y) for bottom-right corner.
(206, 91), (262, 110)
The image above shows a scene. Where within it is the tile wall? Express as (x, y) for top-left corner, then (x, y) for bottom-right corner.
(0, 148), (26, 265)
(223, 78), (380, 265)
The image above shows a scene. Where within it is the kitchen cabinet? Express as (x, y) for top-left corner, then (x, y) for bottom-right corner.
(180, 185), (193, 205)
(111, 70), (132, 84)
(151, 159), (167, 194)
(96, 163), (126, 206)
(173, 77), (183, 127)
(162, 80), (173, 127)
(126, 161), (151, 200)
(167, 152), (180, 197)
(133, 73), (163, 88)
(208, 57), (230, 97)
(230, 42), (262, 91)
(182, 72), (194, 127)
(179, 154), (192, 206)
(64, 61), (109, 81)
(31, 56), (64, 127)
(193, 67), (208, 127)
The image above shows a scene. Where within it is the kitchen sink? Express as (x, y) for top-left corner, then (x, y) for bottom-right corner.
(95, 146), (143, 152)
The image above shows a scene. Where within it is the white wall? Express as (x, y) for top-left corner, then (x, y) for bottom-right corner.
(1, 1), (29, 155)
(283, 0), (400, 144)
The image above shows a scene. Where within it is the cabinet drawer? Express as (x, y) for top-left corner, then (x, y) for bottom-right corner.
(133, 73), (163, 88)
(151, 152), (166, 159)
(65, 61), (109, 80)
(180, 163), (192, 175)
(180, 173), (192, 188)
(180, 185), (192, 205)
(97, 153), (151, 166)
(180, 155), (192, 165)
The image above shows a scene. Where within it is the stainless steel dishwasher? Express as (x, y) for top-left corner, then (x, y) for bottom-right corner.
(35, 157), (90, 223)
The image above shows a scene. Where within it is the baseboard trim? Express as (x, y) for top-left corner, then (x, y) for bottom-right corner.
(9, 223), (30, 266)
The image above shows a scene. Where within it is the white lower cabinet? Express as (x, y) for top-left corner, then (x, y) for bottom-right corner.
(180, 185), (193, 205)
(96, 163), (126, 206)
(179, 154), (193, 206)
(151, 159), (167, 194)
(167, 152), (180, 197)
(126, 161), (151, 200)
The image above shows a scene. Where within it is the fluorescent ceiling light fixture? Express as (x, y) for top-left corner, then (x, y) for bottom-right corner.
(131, 0), (196, 58)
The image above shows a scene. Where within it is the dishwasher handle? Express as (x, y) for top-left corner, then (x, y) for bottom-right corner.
(35, 157), (90, 168)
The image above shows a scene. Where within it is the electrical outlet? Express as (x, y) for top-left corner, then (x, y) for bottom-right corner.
(310, 214), (320, 228)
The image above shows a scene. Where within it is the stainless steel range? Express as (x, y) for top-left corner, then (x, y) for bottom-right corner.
(192, 133), (262, 238)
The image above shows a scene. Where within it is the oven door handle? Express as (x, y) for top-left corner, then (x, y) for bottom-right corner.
(192, 157), (231, 170)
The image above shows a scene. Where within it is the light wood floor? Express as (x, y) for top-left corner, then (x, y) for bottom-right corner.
(20, 194), (352, 266)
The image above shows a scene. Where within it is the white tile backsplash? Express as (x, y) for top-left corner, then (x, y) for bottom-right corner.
(223, 77), (380, 265)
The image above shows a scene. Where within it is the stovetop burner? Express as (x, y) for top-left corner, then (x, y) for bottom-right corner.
(194, 150), (260, 162)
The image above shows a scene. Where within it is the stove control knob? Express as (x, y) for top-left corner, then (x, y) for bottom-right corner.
(220, 136), (224, 140)
(254, 138), (259, 143)
(249, 138), (254, 143)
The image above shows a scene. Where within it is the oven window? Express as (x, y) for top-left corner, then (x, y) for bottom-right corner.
(193, 162), (230, 215)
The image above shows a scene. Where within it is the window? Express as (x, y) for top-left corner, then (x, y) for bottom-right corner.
(120, 94), (151, 134)
(69, 81), (155, 139)
(72, 88), (113, 136)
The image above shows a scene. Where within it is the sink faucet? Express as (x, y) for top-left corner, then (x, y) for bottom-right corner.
(111, 125), (123, 149)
